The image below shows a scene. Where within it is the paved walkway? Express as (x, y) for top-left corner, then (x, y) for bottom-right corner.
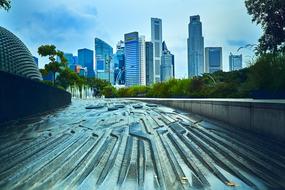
(0, 99), (284, 190)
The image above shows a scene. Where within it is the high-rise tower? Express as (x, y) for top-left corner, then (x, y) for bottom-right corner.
(124, 32), (140, 86)
(151, 18), (162, 83)
(205, 47), (223, 73)
(139, 36), (146, 85)
(161, 41), (174, 82)
(187, 15), (204, 78)
(94, 38), (114, 83)
(145, 42), (154, 86)
(229, 53), (242, 71)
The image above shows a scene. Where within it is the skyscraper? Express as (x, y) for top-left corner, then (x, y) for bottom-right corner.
(63, 53), (74, 66)
(145, 42), (154, 86)
(151, 18), (162, 83)
(73, 56), (78, 65)
(229, 53), (243, 71)
(172, 54), (175, 78)
(94, 38), (114, 83)
(187, 15), (204, 78)
(139, 36), (146, 85)
(114, 40), (125, 85)
(124, 32), (140, 86)
(205, 47), (223, 73)
(78, 48), (94, 78)
(161, 41), (174, 82)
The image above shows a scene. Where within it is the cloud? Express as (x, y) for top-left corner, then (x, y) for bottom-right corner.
(227, 40), (250, 48)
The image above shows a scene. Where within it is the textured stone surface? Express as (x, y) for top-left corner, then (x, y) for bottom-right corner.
(0, 99), (284, 190)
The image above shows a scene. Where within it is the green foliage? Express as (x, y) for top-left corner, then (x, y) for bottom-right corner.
(56, 68), (82, 90)
(246, 53), (285, 91)
(102, 85), (117, 98)
(85, 78), (111, 96)
(114, 54), (285, 98)
(38, 44), (111, 93)
(38, 45), (69, 86)
(0, 0), (11, 11)
(245, 0), (285, 54)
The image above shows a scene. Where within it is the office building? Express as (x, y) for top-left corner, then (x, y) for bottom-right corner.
(124, 32), (140, 86)
(78, 48), (94, 78)
(73, 56), (78, 65)
(145, 41), (154, 86)
(151, 18), (162, 83)
(187, 15), (204, 77)
(63, 53), (74, 66)
(114, 40), (125, 85)
(161, 41), (174, 82)
(172, 54), (175, 78)
(95, 38), (114, 83)
(205, 47), (223, 73)
(139, 36), (146, 85)
(229, 53), (243, 71)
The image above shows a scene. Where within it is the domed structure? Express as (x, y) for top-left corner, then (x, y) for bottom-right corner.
(0, 26), (42, 80)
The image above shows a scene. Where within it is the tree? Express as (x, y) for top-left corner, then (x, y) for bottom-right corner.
(102, 85), (117, 98)
(38, 45), (65, 86)
(0, 0), (11, 11)
(56, 68), (82, 90)
(245, 0), (285, 54)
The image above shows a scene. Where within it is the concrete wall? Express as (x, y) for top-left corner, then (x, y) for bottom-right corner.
(0, 71), (71, 123)
(135, 98), (285, 142)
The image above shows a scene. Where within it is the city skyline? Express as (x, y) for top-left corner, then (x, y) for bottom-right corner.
(0, 0), (262, 78)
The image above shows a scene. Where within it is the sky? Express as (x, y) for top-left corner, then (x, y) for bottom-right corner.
(0, 0), (262, 78)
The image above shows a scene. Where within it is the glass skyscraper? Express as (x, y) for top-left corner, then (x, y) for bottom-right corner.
(139, 36), (146, 85)
(161, 41), (174, 82)
(205, 47), (223, 73)
(124, 32), (140, 86)
(145, 41), (154, 86)
(151, 18), (162, 83)
(229, 53), (243, 71)
(78, 48), (95, 78)
(63, 53), (74, 66)
(94, 38), (114, 83)
(114, 40), (125, 85)
(187, 15), (204, 78)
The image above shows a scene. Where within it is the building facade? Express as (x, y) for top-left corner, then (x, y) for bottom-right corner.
(94, 38), (114, 83)
(229, 53), (243, 71)
(78, 48), (94, 78)
(145, 41), (154, 86)
(63, 53), (74, 66)
(205, 47), (223, 73)
(139, 36), (146, 85)
(124, 32), (140, 86)
(151, 18), (162, 83)
(161, 41), (174, 82)
(187, 15), (204, 78)
(114, 40), (125, 85)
